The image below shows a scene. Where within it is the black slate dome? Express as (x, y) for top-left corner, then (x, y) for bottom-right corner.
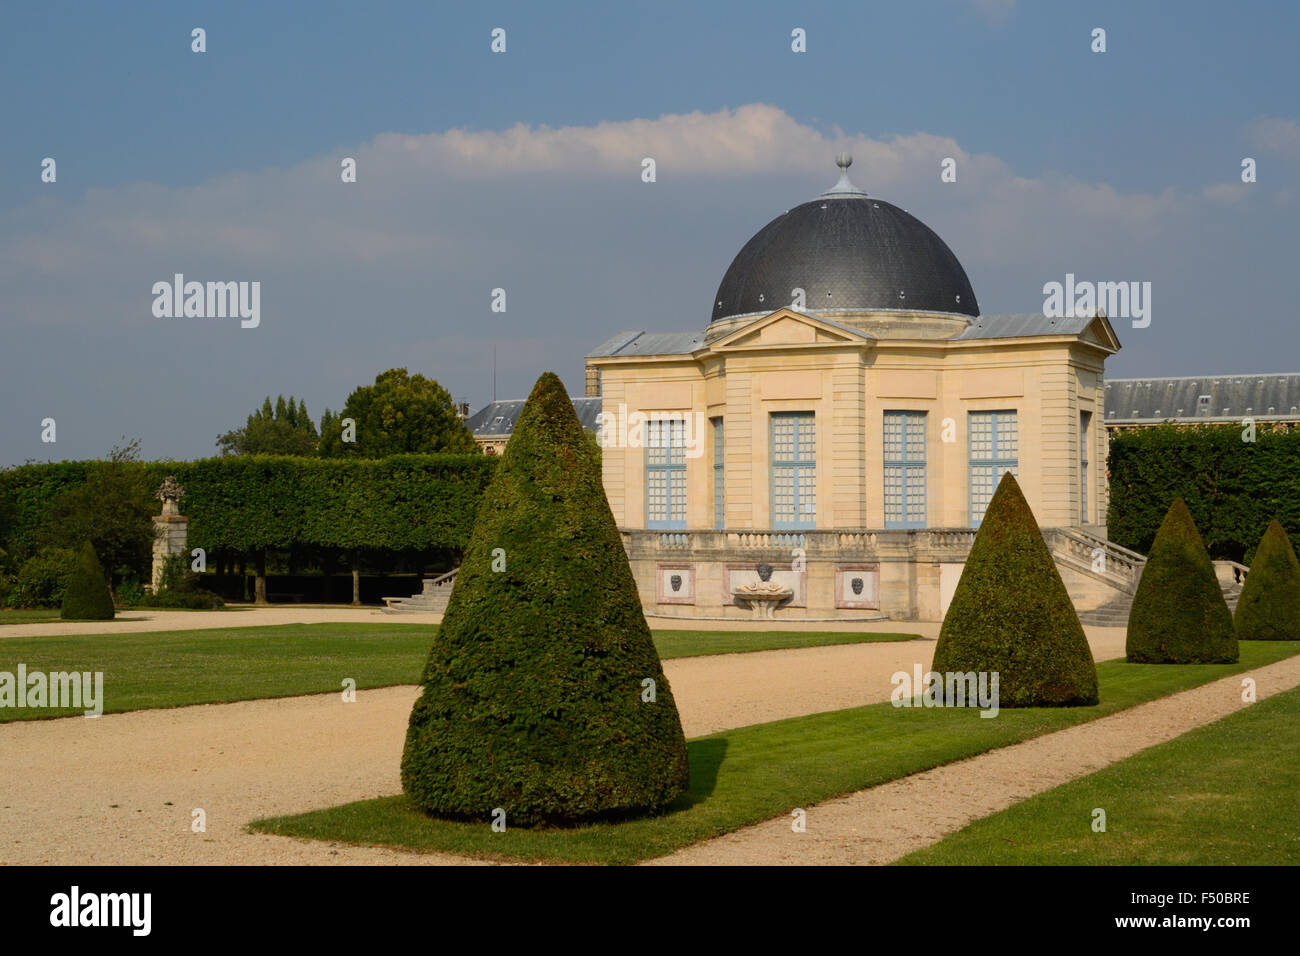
(711, 156), (979, 323)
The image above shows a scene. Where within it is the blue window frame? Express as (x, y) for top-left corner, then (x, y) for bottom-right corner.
(969, 410), (1018, 526)
(712, 417), (725, 530)
(1080, 410), (1091, 523)
(646, 418), (686, 529)
(884, 411), (927, 528)
(772, 412), (816, 529)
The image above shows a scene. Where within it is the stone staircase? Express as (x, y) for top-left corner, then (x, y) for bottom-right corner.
(1044, 527), (1146, 627)
(1042, 528), (1249, 628)
(1218, 562), (1249, 613)
(1075, 591), (1138, 628)
(381, 568), (458, 614)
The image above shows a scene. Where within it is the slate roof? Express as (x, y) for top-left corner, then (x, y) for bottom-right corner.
(951, 312), (1097, 340)
(1104, 374), (1300, 423)
(589, 311), (1101, 360)
(466, 396), (604, 438)
(711, 195), (979, 323)
(587, 329), (707, 358)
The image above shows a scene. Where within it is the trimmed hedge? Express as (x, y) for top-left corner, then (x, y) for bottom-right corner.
(60, 541), (115, 621)
(0, 462), (92, 558)
(1126, 498), (1237, 663)
(0, 454), (496, 558)
(1108, 423), (1300, 561)
(171, 454), (496, 553)
(402, 372), (689, 826)
(1234, 520), (1300, 641)
(932, 472), (1098, 707)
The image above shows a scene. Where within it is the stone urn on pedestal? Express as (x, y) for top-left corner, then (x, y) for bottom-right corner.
(151, 475), (189, 591)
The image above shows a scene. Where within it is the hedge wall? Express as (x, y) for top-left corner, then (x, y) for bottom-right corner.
(0, 454), (496, 558)
(0, 461), (93, 556)
(1107, 423), (1300, 562)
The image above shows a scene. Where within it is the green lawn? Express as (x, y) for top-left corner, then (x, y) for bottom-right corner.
(647, 629), (916, 659)
(0, 607), (252, 626)
(0, 609), (63, 625)
(0, 623), (433, 720)
(0, 623), (918, 721)
(898, 683), (1300, 865)
(250, 641), (1300, 865)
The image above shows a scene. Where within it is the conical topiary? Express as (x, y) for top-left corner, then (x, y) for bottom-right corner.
(932, 472), (1098, 707)
(60, 540), (115, 621)
(401, 372), (689, 826)
(1126, 497), (1237, 663)
(1234, 520), (1300, 641)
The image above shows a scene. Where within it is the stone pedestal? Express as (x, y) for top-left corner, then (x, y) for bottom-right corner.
(152, 514), (189, 589)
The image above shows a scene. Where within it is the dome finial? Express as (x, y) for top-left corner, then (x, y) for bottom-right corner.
(821, 152), (868, 199)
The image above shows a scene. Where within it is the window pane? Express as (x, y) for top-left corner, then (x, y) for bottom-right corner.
(646, 416), (687, 528)
(883, 415), (903, 459)
(712, 417), (724, 529)
(884, 412), (926, 527)
(905, 464), (926, 524)
(772, 412), (815, 527)
(884, 465), (903, 523)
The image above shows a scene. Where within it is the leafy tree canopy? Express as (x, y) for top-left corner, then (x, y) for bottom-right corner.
(39, 439), (154, 588)
(217, 395), (319, 456)
(319, 369), (476, 458)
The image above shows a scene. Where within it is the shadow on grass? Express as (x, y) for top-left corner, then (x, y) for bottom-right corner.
(668, 736), (728, 810)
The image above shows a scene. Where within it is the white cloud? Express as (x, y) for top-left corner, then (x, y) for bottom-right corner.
(2, 103), (1208, 282)
(0, 102), (1291, 464)
(1245, 116), (1300, 159)
(1202, 182), (1251, 204)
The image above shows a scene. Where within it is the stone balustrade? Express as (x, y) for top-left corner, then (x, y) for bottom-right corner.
(624, 527), (981, 561)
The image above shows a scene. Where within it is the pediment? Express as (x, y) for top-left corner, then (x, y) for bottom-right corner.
(1080, 314), (1122, 353)
(708, 309), (874, 352)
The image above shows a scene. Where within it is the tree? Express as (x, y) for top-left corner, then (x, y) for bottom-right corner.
(8, 547), (78, 608)
(1127, 497), (1238, 663)
(216, 395), (320, 456)
(318, 369), (476, 458)
(60, 540), (115, 620)
(402, 372), (689, 825)
(40, 440), (154, 590)
(1234, 520), (1300, 640)
(931, 472), (1098, 707)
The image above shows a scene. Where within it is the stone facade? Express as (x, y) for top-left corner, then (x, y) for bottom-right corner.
(587, 307), (1121, 622)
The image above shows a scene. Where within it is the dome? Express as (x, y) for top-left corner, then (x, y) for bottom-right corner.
(710, 155), (979, 324)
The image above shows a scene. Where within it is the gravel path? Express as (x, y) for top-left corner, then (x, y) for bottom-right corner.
(1, 624), (1142, 865)
(0, 606), (441, 639)
(649, 654), (1300, 865)
(0, 605), (937, 639)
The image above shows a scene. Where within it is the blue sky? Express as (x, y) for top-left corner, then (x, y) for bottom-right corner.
(2, 0), (1298, 465)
